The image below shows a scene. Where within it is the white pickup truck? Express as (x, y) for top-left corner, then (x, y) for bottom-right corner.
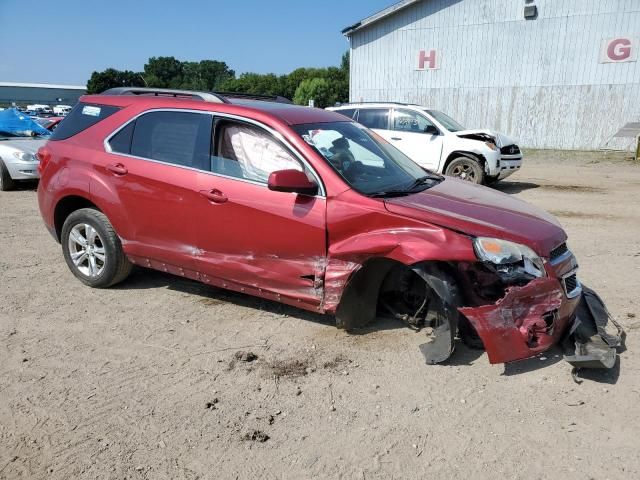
(327, 103), (523, 185)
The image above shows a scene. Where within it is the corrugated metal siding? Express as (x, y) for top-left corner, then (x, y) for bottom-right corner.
(349, 0), (640, 149)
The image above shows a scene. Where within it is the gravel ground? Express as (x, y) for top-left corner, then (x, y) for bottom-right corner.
(1, 150), (639, 479)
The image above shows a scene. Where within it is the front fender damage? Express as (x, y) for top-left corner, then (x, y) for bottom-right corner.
(412, 263), (463, 364)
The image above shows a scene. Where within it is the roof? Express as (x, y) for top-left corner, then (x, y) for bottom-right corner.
(342, 0), (423, 36)
(0, 82), (87, 90)
(81, 94), (349, 126)
(228, 99), (346, 125)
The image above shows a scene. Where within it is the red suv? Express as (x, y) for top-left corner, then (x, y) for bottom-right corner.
(37, 88), (581, 365)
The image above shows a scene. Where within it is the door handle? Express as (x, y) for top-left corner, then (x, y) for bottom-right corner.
(200, 189), (227, 204)
(390, 137), (402, 141)
(106, 163), (128, 175)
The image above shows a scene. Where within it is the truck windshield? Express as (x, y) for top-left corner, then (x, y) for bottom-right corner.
(293, 121), (442, 196)
(425, 110), (465, 132)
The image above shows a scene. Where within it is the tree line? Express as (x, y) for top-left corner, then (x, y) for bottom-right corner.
(86, 53), (349, 108)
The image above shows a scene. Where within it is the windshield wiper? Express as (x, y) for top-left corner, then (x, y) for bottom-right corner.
(404, 174), (441, 191)
(368, 174), (442, 198)
(368, 190), (412, 198)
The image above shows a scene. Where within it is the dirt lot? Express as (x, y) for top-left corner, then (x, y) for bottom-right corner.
(1, 150), (639, 479)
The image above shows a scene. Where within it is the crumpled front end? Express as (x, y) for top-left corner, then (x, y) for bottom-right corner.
(459, 277), (574, 364)
(454, 242), (581, 364)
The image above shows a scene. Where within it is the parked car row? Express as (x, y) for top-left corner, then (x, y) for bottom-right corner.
(32, 87), (602, 368)
(5, 104), (73, 118)
(0, 108), (51, 190)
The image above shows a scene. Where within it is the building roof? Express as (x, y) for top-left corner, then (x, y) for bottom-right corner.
(0, 82), (86, 90)
(341, 0), (423, 36)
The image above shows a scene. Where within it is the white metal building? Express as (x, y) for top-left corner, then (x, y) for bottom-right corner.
(343, 0), (640, 150)
(0, 82), (86, 108)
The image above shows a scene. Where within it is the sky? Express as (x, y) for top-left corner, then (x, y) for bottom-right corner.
(0, 0), (393, 86)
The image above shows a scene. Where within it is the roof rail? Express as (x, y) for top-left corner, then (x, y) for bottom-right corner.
(101, 87), (229, 104)
(213, 91), (293, 104)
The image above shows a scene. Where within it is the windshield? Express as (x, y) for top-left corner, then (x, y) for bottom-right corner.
(425, 110), (465, 132)
(292, 121), (442, 196)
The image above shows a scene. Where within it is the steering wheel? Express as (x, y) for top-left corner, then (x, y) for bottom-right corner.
(343, 161), (365, 182)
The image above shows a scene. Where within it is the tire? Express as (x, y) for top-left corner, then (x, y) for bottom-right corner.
(444, 156), (485, 184)
(0, 159), (16, 191)
(458, 316), (485, 350)
(61, 208), (132, 288)
(484, 175), (500, 186)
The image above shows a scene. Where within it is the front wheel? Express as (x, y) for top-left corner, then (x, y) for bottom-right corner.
(444, 156), (484, 184)
(0, 159), (16, 191)
(61, 208), (132, 288)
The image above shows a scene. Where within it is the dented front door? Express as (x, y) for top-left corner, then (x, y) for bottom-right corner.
(194, 172), (327, 306)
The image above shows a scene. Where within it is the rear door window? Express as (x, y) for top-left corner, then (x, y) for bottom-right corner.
(392, 109), (435, 133)
(50, 102), (120, 141)
(129, 111), (212, 171)
(356, 108), (390, 130)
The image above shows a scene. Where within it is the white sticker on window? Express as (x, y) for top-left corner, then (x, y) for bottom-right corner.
(82, 105), (101, 117)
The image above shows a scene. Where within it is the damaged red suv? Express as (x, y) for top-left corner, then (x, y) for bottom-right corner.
(37, 88), (583, 365)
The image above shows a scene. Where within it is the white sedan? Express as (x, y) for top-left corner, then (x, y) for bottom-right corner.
(0, 136), (45, 190)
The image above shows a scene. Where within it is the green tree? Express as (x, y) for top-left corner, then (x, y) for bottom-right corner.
(282, 67), (325, 100)
(340, 51), (350, 72)
(219, 73), (285, 96)
(86, 68), (146, 94)
(197, 60), (235, 90)
(144, 56), (184, 88)
(180, 60), (235, 91)
(293, 77), (335, 108)
(85, 52), (349, 101)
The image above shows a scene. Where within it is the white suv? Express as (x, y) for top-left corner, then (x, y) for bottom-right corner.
(327, 103), (523, 185)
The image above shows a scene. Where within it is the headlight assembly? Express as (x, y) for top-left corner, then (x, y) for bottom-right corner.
(484, 141), (498, 151)
(12, 151), (37, 163)
(474, 237), (546, 279)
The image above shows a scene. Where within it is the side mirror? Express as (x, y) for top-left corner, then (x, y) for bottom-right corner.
(424, 125), (439, 135)
(268, 169), (318, 196)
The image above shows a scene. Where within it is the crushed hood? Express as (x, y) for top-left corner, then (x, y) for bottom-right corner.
(384, 178), (565, 255)
(456, 129), (517, 147)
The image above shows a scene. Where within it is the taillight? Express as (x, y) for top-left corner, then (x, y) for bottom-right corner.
(37, 146), (51, 174)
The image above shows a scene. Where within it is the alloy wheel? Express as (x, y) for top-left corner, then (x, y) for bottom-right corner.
(450, 163), (476, 181)
(67, 223), (106, 277)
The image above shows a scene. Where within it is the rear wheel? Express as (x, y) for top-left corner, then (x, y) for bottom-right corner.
(61, 208), (132, 288)
(0, 159), (16, 191)
(445, 156), (485, 184)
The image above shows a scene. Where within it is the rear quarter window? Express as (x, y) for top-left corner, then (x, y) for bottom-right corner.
(50, 102), (120, 141)
(357, 108), (390, 130)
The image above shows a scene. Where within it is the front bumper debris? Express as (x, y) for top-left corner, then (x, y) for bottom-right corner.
(562, 285), (625, 370)
(459, 277), (574, 364)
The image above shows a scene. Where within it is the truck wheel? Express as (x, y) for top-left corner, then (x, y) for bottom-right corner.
(484, 175), (500, 186)
(445, 156), (484, 184)
(61, 208), (132, 288)
(0, 159), (16, 191)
